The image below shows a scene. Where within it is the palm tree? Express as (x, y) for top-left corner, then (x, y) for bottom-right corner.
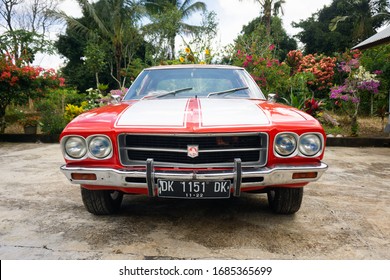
(49, 0), (144, 88)
(239, 0), (286, 36)
(329, 0), (389, 44)
(144, 0), (206, 59)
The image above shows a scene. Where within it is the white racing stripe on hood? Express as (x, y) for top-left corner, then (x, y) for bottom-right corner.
(200, 99), (269, 127)
(115, 99), (188, 127)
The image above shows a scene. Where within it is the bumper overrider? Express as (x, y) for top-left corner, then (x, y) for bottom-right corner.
(60, 159), (328, 196)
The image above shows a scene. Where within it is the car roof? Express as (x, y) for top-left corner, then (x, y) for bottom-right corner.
(145, 64), (245, 71)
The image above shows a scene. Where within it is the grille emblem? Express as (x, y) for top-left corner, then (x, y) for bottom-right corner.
(187, 145), (199, 158)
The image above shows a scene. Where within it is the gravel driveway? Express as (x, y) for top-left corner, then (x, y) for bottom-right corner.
(0, 143), (389, 259)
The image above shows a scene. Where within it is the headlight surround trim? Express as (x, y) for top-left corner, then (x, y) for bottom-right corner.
(61, 134), (113, 160)
(273, 132), (324, 158)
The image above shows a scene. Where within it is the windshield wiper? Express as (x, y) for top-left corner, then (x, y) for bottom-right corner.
(141, 87), (193, 100)
(207, 87), (249, 98)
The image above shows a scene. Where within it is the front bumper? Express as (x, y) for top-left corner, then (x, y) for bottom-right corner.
(60, 159), (328, 196)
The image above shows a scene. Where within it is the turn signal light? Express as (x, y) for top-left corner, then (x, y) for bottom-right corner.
(292, 172), (317, 179)
(71, 173), (97, 180)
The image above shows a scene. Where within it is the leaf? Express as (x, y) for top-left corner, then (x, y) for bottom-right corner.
(329, 16), (349, 32)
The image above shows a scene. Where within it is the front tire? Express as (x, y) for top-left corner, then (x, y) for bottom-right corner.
(267, 187), (303, 214)
(81, 187), (123, 215)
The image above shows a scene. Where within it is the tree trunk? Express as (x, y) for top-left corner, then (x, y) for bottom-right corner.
(95, 72), (100, 89)
(169, 36), (176, 60)
(0, 105), (7, 134)
(351, 115), (358, 137)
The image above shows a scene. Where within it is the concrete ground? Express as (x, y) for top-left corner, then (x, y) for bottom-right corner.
(0, 143), (389, 260)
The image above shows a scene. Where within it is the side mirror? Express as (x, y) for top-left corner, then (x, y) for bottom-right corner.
(267, 93), (276, 103)
(111, 94), (122, 104)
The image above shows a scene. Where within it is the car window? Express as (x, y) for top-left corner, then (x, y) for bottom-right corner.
(123, 67), (265, 100)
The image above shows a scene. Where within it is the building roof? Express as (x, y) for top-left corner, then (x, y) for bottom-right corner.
(352, 25), (390, 50)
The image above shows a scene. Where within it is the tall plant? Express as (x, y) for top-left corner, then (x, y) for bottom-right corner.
(239, 0), (285, 36)
(50, 0), (144, 88)
(330, 53), (380, 136)
(143, 0), (206, 60)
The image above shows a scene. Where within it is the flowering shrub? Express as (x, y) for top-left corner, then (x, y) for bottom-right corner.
(286, 50), (337, 93)
(234, 48), (290, 95)
(0, 53), (64, 133)
(330, 58), (380, 135)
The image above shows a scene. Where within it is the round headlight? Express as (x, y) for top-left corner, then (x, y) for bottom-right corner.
(64, 137), (87, 159)
(274, 133), (297, 156)
(299, 134), (322, 156)
(88, 136), (112, 159)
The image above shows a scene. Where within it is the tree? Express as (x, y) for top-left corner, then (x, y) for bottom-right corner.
(239, 16), (297, 61)
(0, 0), (60, 63)
(293, 0), (389, 54)
(143, 0), (206, 59)
(50, 0), (144, 88)
(0, 54), (64, 133)
(239, 0), (285, 36)
(329, 0), (390, 44)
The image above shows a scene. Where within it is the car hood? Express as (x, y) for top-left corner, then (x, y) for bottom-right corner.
(64, 98), (318, 134)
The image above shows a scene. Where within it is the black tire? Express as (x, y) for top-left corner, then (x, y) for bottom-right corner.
(81, 187), (123, 215)
(267, 187), (303, 214)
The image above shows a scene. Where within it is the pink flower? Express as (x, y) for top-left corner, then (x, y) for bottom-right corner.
(269, 44), (275, 51)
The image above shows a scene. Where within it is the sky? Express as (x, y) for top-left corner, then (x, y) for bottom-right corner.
(35, 0), (333, 69)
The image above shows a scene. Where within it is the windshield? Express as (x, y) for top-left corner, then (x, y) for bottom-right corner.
(123, 67), (265, 100)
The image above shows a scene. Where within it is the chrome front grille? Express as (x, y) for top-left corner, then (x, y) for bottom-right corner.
(118, 133), (268, 167)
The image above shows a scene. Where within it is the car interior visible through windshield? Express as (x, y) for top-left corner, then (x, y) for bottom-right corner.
(124, 68), (265, 100)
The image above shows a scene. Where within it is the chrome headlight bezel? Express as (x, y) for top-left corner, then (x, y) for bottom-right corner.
(63, 136), (87, 160)
(298, 133), (323, 157)
(61, 135), (113, 160)
(274, 132), (298, 157)
(87, 135), (113, 159)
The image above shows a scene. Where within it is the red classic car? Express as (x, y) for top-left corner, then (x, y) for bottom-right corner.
(60, 65), (328, 215)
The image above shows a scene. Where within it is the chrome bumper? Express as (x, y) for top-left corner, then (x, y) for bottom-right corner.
(60, 159), (328, 196)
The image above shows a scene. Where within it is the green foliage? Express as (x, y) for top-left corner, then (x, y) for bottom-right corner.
(35, 88), (82, 135)
(282, 72), (316, 109)
(232, 45), (291, 97)
(293, 0), (389, 55)
(53, 0), (145, 89)
(64, 104), (85, 123)
(0, 54), (64, 133)
(239, 16), (297, 61)
(143, 0), (207, 60)
(0, 29), (54, 64)
(36, 98), (67, 135)
(329, 50), (381, 135)
(84, 41), (108, 87)
(360, 44), (390, 116)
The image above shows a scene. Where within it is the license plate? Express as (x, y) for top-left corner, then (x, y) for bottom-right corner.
(157, 180), (231, 199)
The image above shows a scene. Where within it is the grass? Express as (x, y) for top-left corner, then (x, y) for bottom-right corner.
(322, 113), (389, 137)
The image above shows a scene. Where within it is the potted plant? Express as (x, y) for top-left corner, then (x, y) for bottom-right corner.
(18, 113), (40, 134)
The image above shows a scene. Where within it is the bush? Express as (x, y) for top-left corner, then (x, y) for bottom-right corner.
(35, 88), (81, 135)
